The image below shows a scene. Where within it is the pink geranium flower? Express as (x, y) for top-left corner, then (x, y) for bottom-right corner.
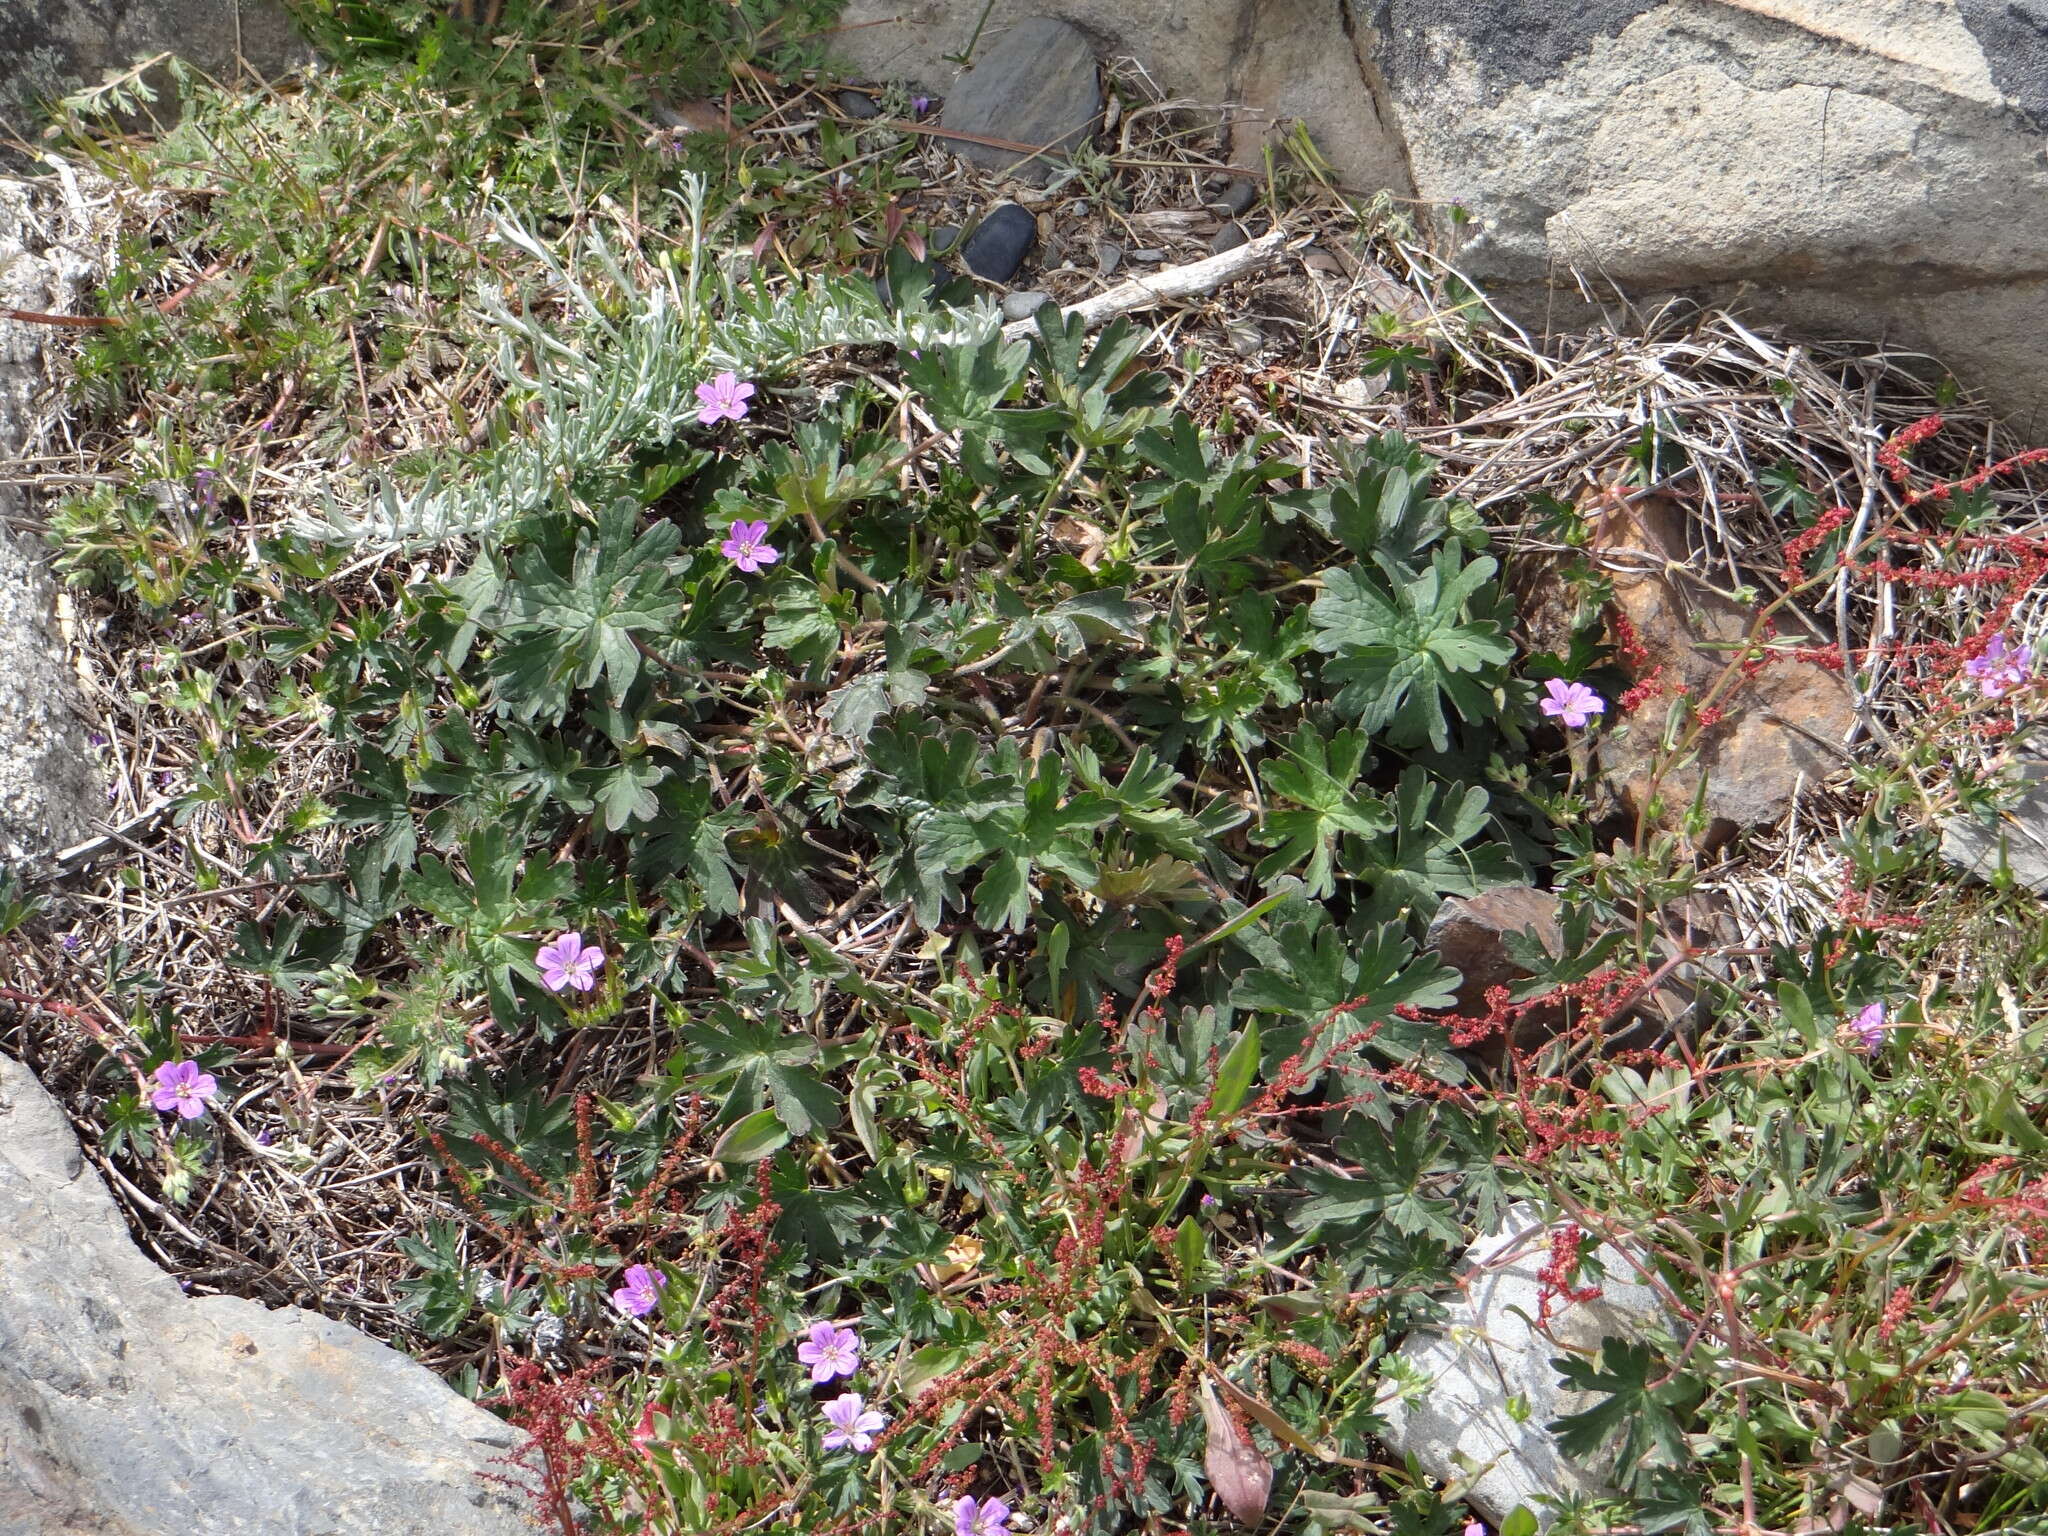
(695, 370), (756, 425)
(720, 519), (780, 574)
(1539, 677), (1606, 730)
(796, 1320), (862, 1382)
(536, 931), (604, 994)
(150, 1060), (219, 1120)
(1964, 632), (2032, 699)
(611, 1263), (666, 1318)
(955, 1495), (1013, 1536)
(1850, 1002), (1887, 1054)
(820, 1392), (888, 1452)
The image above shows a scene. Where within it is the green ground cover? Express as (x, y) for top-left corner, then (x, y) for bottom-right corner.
(5, 3), (2048, 1533)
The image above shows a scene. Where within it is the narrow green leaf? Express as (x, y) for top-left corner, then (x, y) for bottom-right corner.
(1210, 1021), (1261, 1118)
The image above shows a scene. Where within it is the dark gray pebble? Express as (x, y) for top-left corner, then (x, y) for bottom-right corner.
(960, 204), (1037, 283)
(1214, 177), (1259, 217)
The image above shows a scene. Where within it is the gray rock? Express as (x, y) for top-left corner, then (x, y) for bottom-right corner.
(1377, 1202), (1677, 1528)
(1127, 247), (1166, 264)
(0, 179), (103, 869)
(0, 0), (309, 140)
(936, 17), (1100, 184)
(959, 202), (1036, 283)
(829, 0), (1415, 197)
(1209, 220), (1247, 255)
(1377, 1), (2048, 432)
(0, 1052), (538, 1534)
(836, 87), (882, 120)
(1941, 755), (2048, 894)
(1000, 289), (1051, 320)
(1093, 238), (1122, 277)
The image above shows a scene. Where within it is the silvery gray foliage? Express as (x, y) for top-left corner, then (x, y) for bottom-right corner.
(296, 175), (999, 552)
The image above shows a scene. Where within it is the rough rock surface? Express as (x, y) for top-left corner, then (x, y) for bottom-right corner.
(1941, 754), (2048, 894)
(827, 1), (1414, 195)
(0, 0), (307, 139)
(1377, 1202), (1676, 1528)
(936, 16), (1102, 182)
(1379, 0), (2048, 432)
(0, 1052), (537, 1535)
(831, 1), (2048, 426)
(1427, 886), (1562, 1017)
(1584, 494), (1855, 845)
(0, 179), (103, 868)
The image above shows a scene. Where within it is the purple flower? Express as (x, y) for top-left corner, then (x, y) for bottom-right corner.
(1851, 1002), (1887, 1054)
(255, 1128), (273, 1147)
(796, 1320), (862, 1382)
(536, 931), (605, 994)
(819, 1392), (888, 1452)
(193, 468), (220, 511)
(150, 1060), (219, 1120)
(1539, 677), (1607, 730)
(1963, 632), (2032, 699)
(955, 1495), (1013, 1536)
(694, 370), (756, 425)
(1465, 1523), (1486, 1536)
(720, 519), (780, 575)
(59, 933), (81, 954)
(911, 94), (931, 116)
(611, 1263), (667, 1318)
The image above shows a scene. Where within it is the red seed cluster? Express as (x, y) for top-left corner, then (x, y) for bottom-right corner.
(1535, 1222), (1603, 1328)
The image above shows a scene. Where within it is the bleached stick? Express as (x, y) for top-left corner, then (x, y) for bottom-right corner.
(1000, 229), (1293, 340)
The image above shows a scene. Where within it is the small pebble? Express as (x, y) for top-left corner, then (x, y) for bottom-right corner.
(931, 225), (962, 253)
(1094, 239), (1123, 277)
(960, 203), (1037, 283)
(1002, 290), (1053, 321)
(836, 89), (880, 120)
(1129, 248), (1167, 263)
(1211, 221), (1248, 255)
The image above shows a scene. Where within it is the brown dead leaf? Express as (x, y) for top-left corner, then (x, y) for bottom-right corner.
(651, 96), (748, 144)
(1050, 515), (1108, 570)
(1200, 1379), (1274, 1528)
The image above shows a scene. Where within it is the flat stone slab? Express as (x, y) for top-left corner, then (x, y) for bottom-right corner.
(1940, 755), (2048, 894)
(939, 17), (1100, 183)
(1376, 1202), (1676, 1528)
(0, 1052), (537, 1534)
